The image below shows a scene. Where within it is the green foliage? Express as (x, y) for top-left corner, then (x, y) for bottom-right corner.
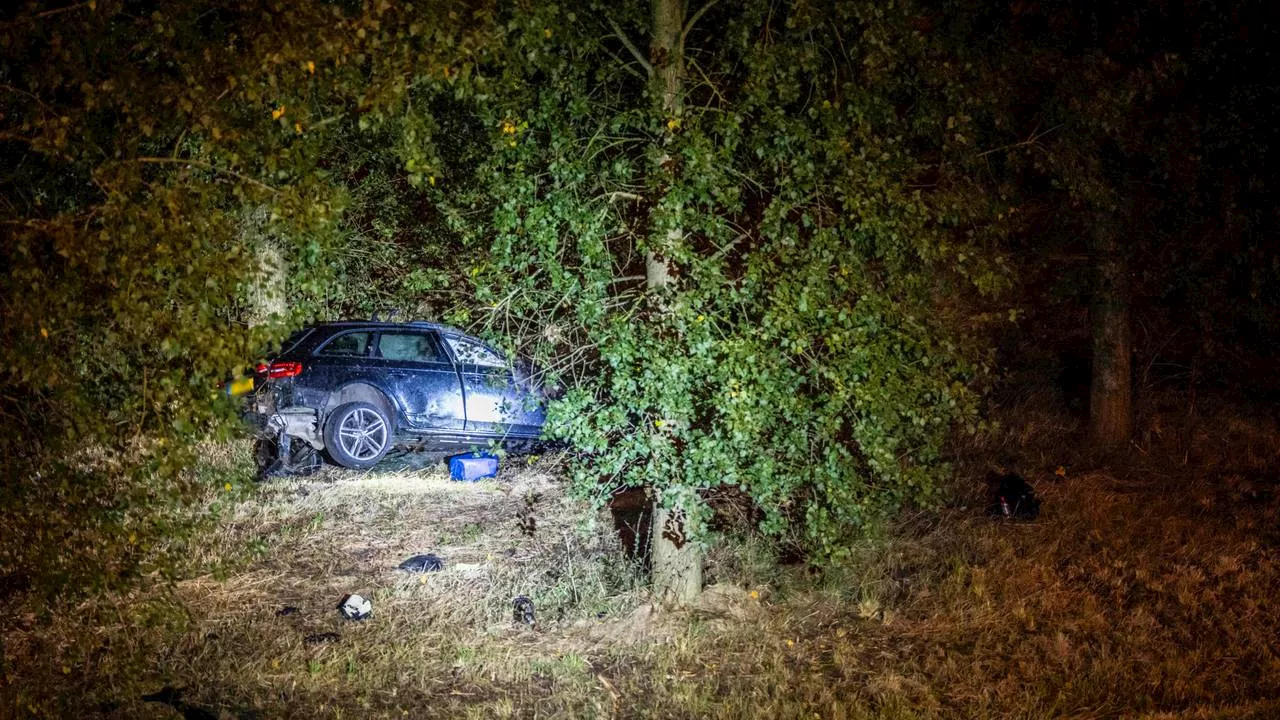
(0, 0), (1006, 602)
(0, 0), (476, 600)
(398, 0), (1005, 556)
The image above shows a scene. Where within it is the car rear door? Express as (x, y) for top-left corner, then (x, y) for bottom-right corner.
(368, 330), (466, 431)
(300, 329), (376, 403)
(441, 335), (543, 437)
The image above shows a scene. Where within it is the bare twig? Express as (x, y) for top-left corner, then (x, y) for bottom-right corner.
(0, 1), (92, 30)
(35, 1), (93, 19)
(606, 17), (653, 78)
(976, 124), (1064, 158)
(134, 157), (278, 193)
(681, 0), (719, 50)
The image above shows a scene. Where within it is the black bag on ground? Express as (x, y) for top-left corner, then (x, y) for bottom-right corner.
(986, 471), (1041, 520)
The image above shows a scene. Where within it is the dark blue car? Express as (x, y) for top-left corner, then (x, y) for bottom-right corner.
(253, 321), (546, 470)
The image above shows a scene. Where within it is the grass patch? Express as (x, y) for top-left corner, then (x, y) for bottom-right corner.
(4, 411), (1280, 718)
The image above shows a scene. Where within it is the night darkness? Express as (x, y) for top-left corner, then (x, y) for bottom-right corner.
(2, 0), (1280, 717)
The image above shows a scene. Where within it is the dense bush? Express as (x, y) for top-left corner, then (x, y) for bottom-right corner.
(0, 0), (1004, 602)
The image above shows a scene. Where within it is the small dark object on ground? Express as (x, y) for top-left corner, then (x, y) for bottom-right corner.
(518, 511), (536, 536)
(255, 432), (322, 479)
(398, 554), (444, 572)
(304, 632), (341, 645)
(141, 686), (219, 720)
(338, 593), (372, 620)
(513, 595), (536, 625)
(275, 606), (300, 617)
(986, 471), (1041, 520)
(518, 490), (539, 536)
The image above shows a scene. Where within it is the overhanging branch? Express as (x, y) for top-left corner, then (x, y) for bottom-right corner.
(681, 0), (718, 50)
(606, 16), (653, 78)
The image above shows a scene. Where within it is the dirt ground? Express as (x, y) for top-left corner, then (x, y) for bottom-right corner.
(4, 404), (1280, 719)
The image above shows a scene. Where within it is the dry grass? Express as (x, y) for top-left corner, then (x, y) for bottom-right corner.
(4, 399), (1280, 718)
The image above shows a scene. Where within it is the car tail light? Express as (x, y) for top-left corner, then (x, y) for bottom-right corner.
(261, 361), (304, 379)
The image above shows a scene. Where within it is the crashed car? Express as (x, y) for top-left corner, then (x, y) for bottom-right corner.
(251, 321), (547, 471)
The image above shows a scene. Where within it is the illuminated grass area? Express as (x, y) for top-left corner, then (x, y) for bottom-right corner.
(5, 421), (1280, 719)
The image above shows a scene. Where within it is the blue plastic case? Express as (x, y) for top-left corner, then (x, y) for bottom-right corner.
(449, 452), (499, 481)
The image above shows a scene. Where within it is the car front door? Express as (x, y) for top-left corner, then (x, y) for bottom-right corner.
(442, 335), (543, 437)
(368, 330), (465, 431)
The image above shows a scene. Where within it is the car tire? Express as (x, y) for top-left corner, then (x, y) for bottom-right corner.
(324, 401), (392, 469)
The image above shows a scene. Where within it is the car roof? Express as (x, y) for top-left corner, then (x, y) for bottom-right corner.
(308, 320), (466, 335)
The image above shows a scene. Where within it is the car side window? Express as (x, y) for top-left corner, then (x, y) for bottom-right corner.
(377, 332), (447, 363)
(317, 331), (371, 357)
(444, 337), (506, 368)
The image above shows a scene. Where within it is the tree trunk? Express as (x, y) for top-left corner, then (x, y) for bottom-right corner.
(1088, 212), (1132, 449)
(241, 205), (287, 327)
(647, 0), (702, 606)
(651, 505), (701, 605)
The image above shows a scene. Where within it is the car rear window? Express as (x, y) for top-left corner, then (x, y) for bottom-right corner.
(278, 328), (314, 356)
(377, 332), (447, 363)
(317, 331), (371, 357)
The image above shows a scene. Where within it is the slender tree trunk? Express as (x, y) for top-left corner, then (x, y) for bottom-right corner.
(647, 0), (702, 606)
(242, 205), (287, 327)
(1089, 211), (1132, 448)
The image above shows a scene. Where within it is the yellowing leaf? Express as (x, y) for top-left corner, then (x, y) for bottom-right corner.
(306, 60), (316, 75)
(544, 28), (552, 38)
(40, 327), (48, 338)
(666, 117), (681, 132)
(428, 175), (436, 186)
(295, 121), (303, 134)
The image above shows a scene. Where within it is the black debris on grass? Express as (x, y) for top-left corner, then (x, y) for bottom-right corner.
(398, 554), (444, 572)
